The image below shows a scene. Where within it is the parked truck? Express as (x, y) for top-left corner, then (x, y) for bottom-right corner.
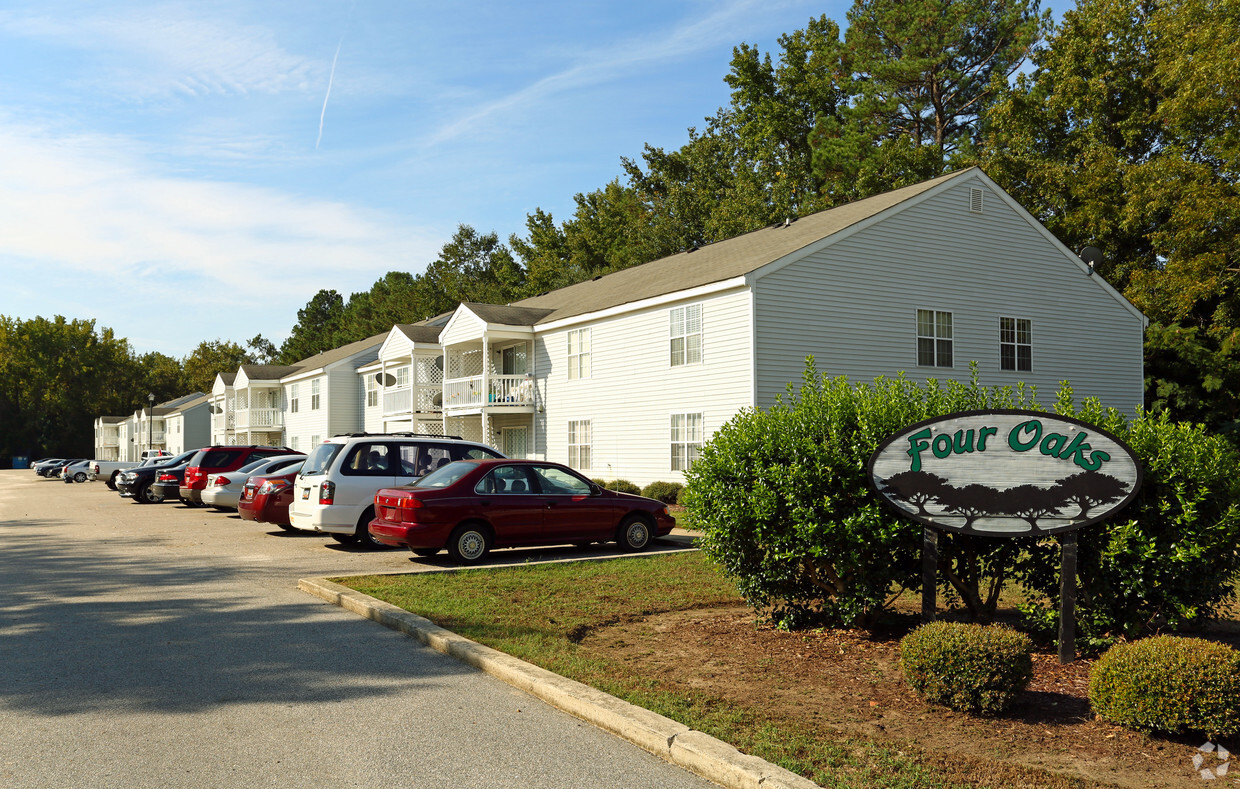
(89, 459), (139, 489)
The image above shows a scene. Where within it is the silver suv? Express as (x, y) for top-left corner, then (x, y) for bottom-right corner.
(287, 433), (503, 548)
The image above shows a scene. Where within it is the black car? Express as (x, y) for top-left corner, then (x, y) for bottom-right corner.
(115, 449), (199, 503)
(150, 462), (190, 504)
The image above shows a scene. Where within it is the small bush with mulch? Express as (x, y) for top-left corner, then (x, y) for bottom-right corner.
(1088, 635), (1240, 737)
(641, 481), (683, 505)
(899, 621), (1033, 714)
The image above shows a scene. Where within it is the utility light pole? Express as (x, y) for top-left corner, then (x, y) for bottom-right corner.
(148, 393), (155, 454)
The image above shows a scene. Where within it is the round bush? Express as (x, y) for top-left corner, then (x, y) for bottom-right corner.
(900, 622), (1033, 714)
(641, 481), (683, 504)
(1088, 636), (1240, 737)
(603, 479), (641, 495)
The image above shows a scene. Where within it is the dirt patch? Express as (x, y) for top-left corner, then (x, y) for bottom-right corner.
(579, 605), (1239, 788)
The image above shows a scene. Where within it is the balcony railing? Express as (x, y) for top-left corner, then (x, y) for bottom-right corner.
(383, 387), (412, 415)
(444, 375), (535, 410)
(236, 408), (282, 429)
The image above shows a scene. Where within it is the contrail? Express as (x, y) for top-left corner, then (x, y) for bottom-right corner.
(316, 37), (343, 150)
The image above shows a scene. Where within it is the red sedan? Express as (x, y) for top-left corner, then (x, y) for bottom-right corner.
(238, 464), (303, 530)
(369, 459), (675, 565)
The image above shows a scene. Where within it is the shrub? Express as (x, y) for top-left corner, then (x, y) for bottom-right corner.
(603, 479), (641, 495)
(900, 622), (1033, 714)
(641, 481), (683, 504)
(1088, 636), (1240, 737)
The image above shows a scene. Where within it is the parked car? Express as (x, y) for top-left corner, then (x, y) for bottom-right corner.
(46, 459), (86, 479)
(89, 459), (135, 489)
(181, 446), (297, 506)
(288, 433), (503, 548)
(369, 459), (675, 564)
(150, 462), (191, 504)
(32, 458), (64, 476)
(238, 462), (306, 530)
(141, 449), (171, 461)
(60, 459), (95, 483)
(115, 449), (200, 503)
(201, 454), (304, 511)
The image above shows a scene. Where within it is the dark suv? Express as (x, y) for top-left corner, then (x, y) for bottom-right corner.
(180, 446), (297, 506)
(116, 449), (200, 503)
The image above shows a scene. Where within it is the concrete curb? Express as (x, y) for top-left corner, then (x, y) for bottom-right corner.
(299, 576), (819, 789)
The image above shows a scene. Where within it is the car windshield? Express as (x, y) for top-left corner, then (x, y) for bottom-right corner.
(412, 461), (475, 489)
(300, 442), (343, 476)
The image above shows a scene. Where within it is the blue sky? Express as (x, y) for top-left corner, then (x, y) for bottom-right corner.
(0, 0), (850, 359)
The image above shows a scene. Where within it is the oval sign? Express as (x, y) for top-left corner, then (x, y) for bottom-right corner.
(868, 410), (1142, 536)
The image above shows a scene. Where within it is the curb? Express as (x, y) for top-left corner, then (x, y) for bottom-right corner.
(299, 576), (819, 789)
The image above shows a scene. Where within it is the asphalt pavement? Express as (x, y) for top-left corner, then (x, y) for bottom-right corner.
(0, 468), (721, 789)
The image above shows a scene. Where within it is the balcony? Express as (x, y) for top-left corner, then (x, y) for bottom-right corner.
(383, 387), (412, 416)
(235, 408), (282, 430)
(443, 375), (535, 412)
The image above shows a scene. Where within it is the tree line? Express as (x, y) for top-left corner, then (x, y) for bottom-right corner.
(3, 0), (1237, 460)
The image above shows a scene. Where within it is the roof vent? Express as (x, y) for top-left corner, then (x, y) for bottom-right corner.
(969, 187), (984, 213)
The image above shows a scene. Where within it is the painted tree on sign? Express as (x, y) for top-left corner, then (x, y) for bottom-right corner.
(1054, 471), (1130, 520)
(879, 470), (950, 515)
(999, 484), (1068, 530)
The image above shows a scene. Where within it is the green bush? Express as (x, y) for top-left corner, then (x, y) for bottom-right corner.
(1017, 394), (1240, 645)
(602, 479), (641, 495)
(683, 358), (1039, 628)
(1089, 636), (1240, 737)
(899, 622), (1033, 714)
(641, 481), (683, 504)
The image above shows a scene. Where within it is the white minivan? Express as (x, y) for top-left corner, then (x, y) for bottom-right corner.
(288, 434), (503, 548)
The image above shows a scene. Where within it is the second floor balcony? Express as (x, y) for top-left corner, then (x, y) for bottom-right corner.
(235, 407), (282, 431)
(443, 374), (535, 412)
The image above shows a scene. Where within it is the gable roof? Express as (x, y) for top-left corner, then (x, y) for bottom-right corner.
(459, 303), (556, 327)
(163, 394), (209, 414)
(287, 332), (387, 373)
(239, 364), (302, 381)
(510, 168), (975, 324)
(392, 324), (443, 344)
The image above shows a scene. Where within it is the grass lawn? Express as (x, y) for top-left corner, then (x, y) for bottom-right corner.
(335, 552), (1116, 789)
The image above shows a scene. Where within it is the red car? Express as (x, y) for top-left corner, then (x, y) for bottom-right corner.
(238, 464), (303, 530)
(181, 445), (297, 506)
(369, 458), (675, 565)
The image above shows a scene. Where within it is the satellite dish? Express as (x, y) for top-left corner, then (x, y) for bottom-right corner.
(434, 357), (444, 371)
(1079, 246), (1103, 271)
(431, 391), (443, 408)
(376, 373), (397, 387)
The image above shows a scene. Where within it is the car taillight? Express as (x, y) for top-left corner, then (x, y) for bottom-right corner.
(258, 479), (289, 495)
(376, 492), (422, 522)
(214, 476), (230, 487)
(318, 480), (335, 505)
(158, 472), (176, 482)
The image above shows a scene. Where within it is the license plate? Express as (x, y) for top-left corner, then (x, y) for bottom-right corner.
(301, 487), (309, 499)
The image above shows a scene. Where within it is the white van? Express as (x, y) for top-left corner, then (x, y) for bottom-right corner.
(288, 434), (503, 548)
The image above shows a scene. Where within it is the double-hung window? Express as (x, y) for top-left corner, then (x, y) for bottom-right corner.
(917, 309), (953, 367)
(289, 384), (299, 413)
(670, 304), (702, 367)
(395, 366), (410, 389)
(567, 329), (591, 380)
(567, 420), (592, 469)
(1000, 317), (1032, 372)
(366, 375), (378, 407)
(670, 413), (703, 471)
(310, 379), (321, 410)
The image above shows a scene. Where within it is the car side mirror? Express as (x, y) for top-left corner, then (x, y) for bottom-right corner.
(588, 483), (603, 496)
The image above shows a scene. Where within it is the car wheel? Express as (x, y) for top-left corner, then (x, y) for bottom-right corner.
(447, 523), (491, 565)
(411, 547), (440, 558)
(73, 471), (88, 483)
(137, 483), (162, 504)
(354, 507), (387, 550)
(331, 533), (358, 545)
(106, 472), (119, 491)
(617, 515), (653, 552)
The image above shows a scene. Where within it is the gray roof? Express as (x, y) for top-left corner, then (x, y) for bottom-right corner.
(287, 332), (386, 373)
(99, 415), (128, 424)
(163, 394), (209, 414)
(459, 303), (555, 327)
(239, 364), (302, 381)
(217, 372), (237, 386)
(511, 168), (974, 324)
(393, 324), (443, 344)
(158, 391), (207, 409)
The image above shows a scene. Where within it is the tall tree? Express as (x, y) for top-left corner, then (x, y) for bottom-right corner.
(278, 289), (346, 364)
(412, 225), (525, 316)
(181, 339), (254, 396)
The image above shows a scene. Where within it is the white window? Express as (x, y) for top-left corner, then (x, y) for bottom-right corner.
(670, 304), (702, 366)
(310, 379), (321, 410)
(1000, 317), (1032, 372)
(567, 420), (591, 470)
(567, 329), (590, 380)
(291, 436), (300, 451)
(310, 435), (320, 447)
(671, 413), (703, 471)
(289, 384), (299, 413)
(366, 375), (379, 407)
(395, 366), (410, 389)
(917, 309), (953, 367)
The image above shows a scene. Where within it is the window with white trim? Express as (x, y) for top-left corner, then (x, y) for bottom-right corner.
(670, 304), (702, 366)
(670, 413), (703, 471)
(395, 366), (410, 389)
(567, 329), (591, 380)
(289, 383), (299, 413)
(366, 375), (379, 407)
(567, 420), (592, 470)
(1000, 317), (1032, 372)
(310, 379), (321, 410)
(917, 309), (953, 367)
(310, 434), (320, 447)
(290, 436), (300, 451)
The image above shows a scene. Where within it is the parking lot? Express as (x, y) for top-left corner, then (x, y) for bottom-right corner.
(0, 469), (712, 789)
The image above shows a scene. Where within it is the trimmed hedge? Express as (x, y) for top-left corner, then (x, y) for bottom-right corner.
(1088, 636), (1240, 737)
(642, 481), (683, 505)
(598, 479), (641, 495)
(900, 622), (1033, 714)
